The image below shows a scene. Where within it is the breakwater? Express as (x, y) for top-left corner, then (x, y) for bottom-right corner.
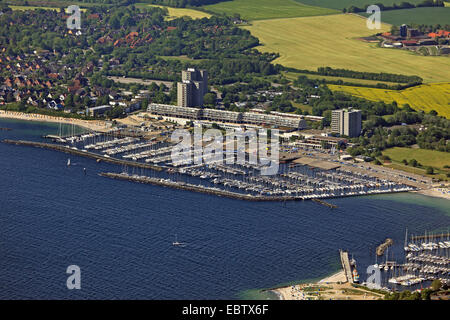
(312, 198), (338, 209)
(99, 172), (304, 202)
(1, 139), (162, 171)
(376, 238), (394, 256)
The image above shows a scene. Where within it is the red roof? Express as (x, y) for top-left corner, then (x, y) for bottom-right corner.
(428, 30), (450, 37)
(402, 40), (418, 44)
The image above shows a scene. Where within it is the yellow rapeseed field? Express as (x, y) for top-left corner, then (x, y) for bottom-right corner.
(328, 83), (450, 118)
(136, 4), (211, 20)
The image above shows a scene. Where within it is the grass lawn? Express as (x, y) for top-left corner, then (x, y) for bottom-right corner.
(244, 14), (450, 84)
(158, 55), (206, 64)
(292, 101), (313, 113)
(382, 147), (450, 180)
(135, 3), (211, 20)
(202, 0), (338, 21)
(328, 83), (450, 118)
(383, 147), (450, 180)
(359, 7), (450, 26)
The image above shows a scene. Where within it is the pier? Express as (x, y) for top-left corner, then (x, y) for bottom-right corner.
(1, 139), (162, 171)
(411, 233), (450, 241)
(312, 198), (337, 209)
(339, 250), (353, 284)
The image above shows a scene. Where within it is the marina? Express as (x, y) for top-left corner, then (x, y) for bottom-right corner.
(370, 232), (450, 289)
(1, 117), (450, 299)
(2, 124), (418, 202)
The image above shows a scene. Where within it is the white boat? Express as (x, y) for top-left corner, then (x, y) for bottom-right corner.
(172, 234), (185, 247)
(67, 158), (71, 166)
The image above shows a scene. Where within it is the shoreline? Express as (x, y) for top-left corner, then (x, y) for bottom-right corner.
(0, 110), (109, 132)
(269, 270), (383, 300)
(2, 112), (448, 203)
(413, 187), (450, 201)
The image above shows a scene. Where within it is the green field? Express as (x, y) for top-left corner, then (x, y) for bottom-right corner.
(202, 0), (338, 20)
(158, 55), (206, 64)
(382, 147), (450, 177)
(9, 5), (60, 11)
(5, 0), (103, 8)
(135, 3), (211, 19)
(10, 4), (88, 12)
(244, 14), (450, 83)
(360, 7), (450, 25)
(295, 0), (426, 10)
(328, 83), (450, 118)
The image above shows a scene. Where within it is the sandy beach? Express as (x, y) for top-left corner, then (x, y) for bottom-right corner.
(0, 110), (110, 132)
(414, 186), (450, 200)
(272, 270), (383, 300)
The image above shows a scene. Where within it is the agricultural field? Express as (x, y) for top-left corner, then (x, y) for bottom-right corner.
(244, 14), (450, 83)
(382, 147), (450, 178)
(9, 5), (61, 11)
(9, 5), (87, 12)
(202, 0), (338, 21)
(135, 3), (211, 20)
(328, 83), (450, 118)
(5, 0), (102, 8)
(359, 7), (450, 25)
(295, 0), (427, 10)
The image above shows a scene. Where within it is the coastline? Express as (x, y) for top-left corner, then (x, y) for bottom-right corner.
(270, 270), (383, 300)
(0, 110), (109, 132)
(413, 187), (450, 201)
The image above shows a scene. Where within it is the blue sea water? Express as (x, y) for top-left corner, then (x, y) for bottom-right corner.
(0, 118), (449, 299)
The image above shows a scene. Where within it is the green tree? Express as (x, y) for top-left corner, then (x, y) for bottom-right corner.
(204, 92), (217, 106)
(431, 279), (442, 291)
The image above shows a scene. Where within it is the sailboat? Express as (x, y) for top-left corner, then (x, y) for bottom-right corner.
(172, 234), (185, 247)
(404, 228), (409, 251)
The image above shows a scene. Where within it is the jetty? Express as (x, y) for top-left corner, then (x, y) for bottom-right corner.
(376, 238), (393, 256)
(411, 233), (450, 241)
(99, 172), (305, 202)
(1, 139), (162, 171)
(339, 250), (354, 283)
(312, 198), (337, 208)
